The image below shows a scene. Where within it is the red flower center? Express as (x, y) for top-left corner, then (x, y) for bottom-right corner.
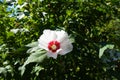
(48, 40), (60, 53)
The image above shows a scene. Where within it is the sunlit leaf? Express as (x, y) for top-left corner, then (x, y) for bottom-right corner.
(20, 50), (46, 75)
(99, 44), (114, 58)
(0, 67), (7, 76)
(26, 46), (40, 53)
(69, 34), (75, 43)
(31, 64), (44, 76)
(26, 41), (38, 47)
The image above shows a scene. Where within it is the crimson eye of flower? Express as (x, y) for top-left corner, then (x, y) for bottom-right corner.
(48, 40), (60, 53)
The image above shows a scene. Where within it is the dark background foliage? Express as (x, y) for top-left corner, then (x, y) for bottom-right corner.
(0, 0), (120, 80)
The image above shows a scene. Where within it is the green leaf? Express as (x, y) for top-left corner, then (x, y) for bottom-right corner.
(23, 51), (46, 65)
(26, 46), (40, 53)
(31, 64), (44, 76)
(26, 41), (38, 47)
(99, 44), (114, 58)
(19, 50), (46, 75)
(69, 34), (75, 43)
(0, 67), (7, 76)
(6, 32), (14, 38)
(66, 10), (73, 16)
(18, 0), (22, 5)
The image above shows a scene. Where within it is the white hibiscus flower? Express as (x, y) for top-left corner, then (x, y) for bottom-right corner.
(38, 29), (73, 59)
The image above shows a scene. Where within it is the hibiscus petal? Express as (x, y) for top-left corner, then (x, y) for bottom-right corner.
(43, 29), (57, 41)
(38, 29), (73, 59)
(59, 39), (73, 55)
(46, 52), (58, 59)
(38, 29), (57, 50)
(50, 31), (57, 40)
(46, 49), (62, 59)
(56, 30), (69, 43)
(41, 30), (52, 42)
(38, 38), (48, 50)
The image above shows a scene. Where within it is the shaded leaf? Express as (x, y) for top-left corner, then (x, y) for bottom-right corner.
(69, 35), (75, 43)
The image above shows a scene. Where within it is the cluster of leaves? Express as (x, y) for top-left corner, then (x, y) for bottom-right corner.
(0, 0), (120, 80)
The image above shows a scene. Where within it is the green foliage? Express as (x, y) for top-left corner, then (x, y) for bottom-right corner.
(0, 0), (120, 80)
(20, 50), (46, 76)
(20, 42), (47, 76)
(99, 44), (114, 58)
